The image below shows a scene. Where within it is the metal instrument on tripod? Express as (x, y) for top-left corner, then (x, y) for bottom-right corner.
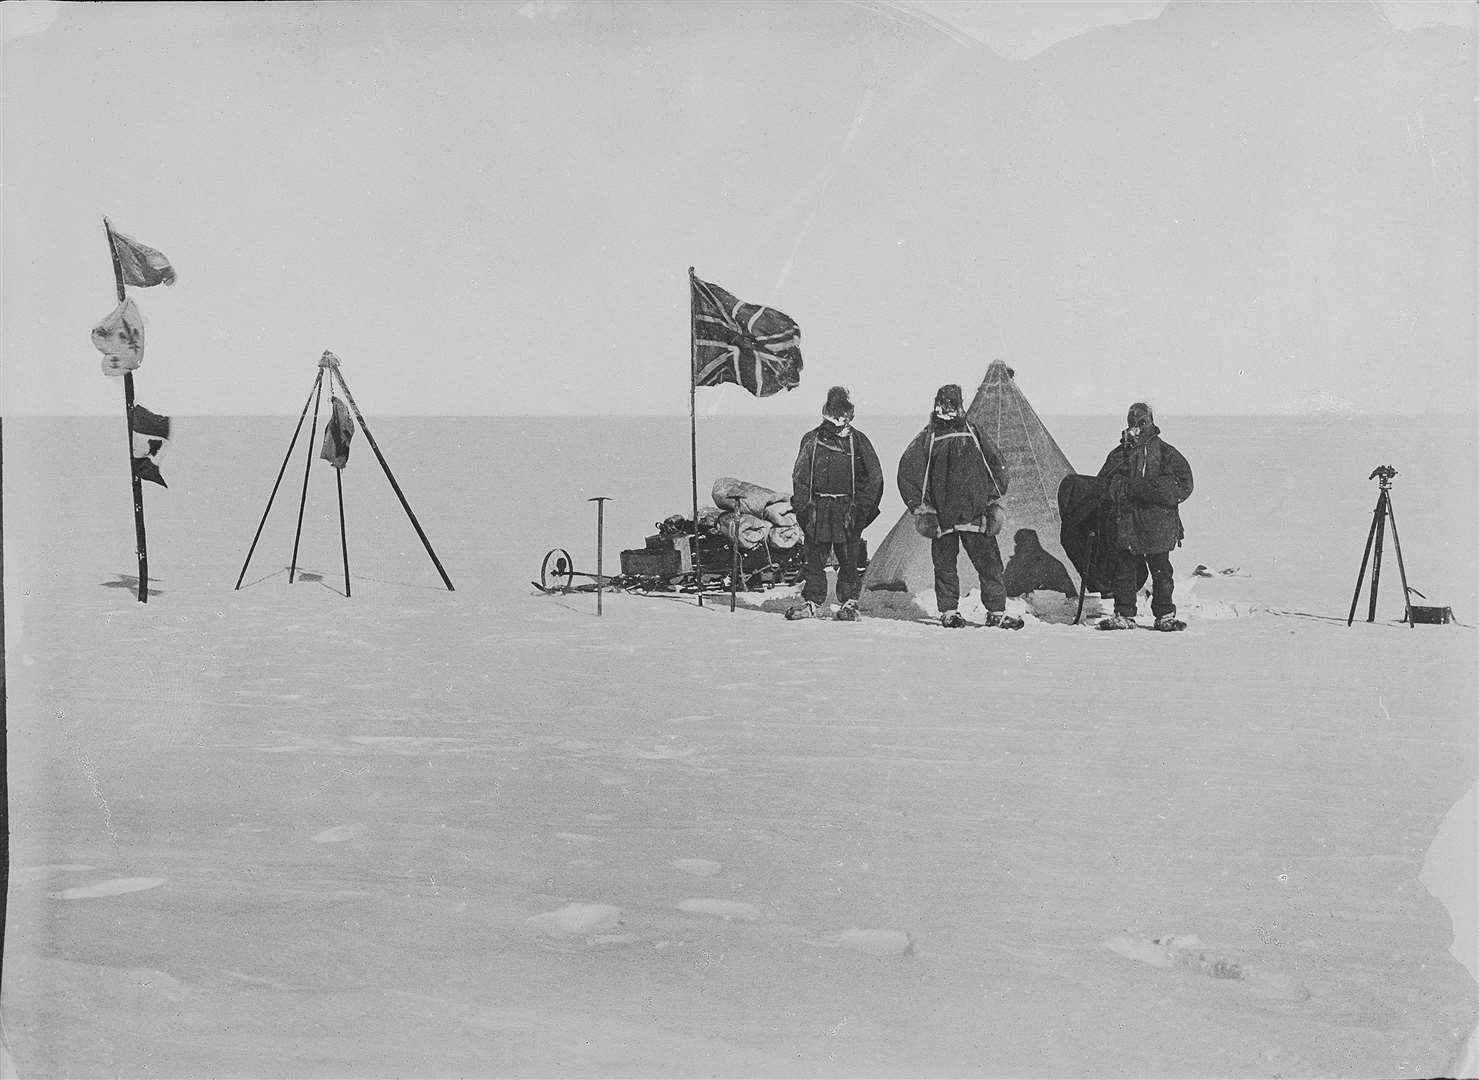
(1347, 465), (1417, 627)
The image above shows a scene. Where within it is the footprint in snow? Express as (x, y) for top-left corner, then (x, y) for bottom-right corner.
(636, 745), (698, 761)
(526, 903), (638, 949)
(12, 864), (94, 884)
(312, 823), (366, 843)
(804, 929), (915, 957)
(672, 859), (722, 877)
(1103, 934), (1309, 1001)
(677, 898), (760, 921)
(49, 877), (165, 900)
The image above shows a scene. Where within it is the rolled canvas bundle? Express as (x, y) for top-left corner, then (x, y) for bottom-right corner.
(715, 511), (771, 550)
(712, 478), (794, 525)
(767, 524), (804, 549)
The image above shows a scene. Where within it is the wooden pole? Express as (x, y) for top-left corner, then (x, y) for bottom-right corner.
(103, 218), (149, 603)
(730, 527), (739, 612)
(1347, 505), (1380, 626)
(289, 369), (325, 583)
(689, 267), (703, 607)
(1366, 492), (1387, 624)
(1074, 529), (1096, 626)
(1385, 494), (1414, 627)
(336, 466), (351, 598)
(589, 496), (610, 616)
(328, 361), (455, 590)
(235, 371), (324, 589)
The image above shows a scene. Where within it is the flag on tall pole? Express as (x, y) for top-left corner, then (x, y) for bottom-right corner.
(102, 217), (176, 603)
(690, 273), (803, 397)
(91, 298), (146, 374)
(688, 269), (803, 605)
(130, 406), (171, 487)
(107, 225), (177, 288)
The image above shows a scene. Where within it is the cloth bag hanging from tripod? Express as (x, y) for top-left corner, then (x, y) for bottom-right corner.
(320, 396), (356, 469)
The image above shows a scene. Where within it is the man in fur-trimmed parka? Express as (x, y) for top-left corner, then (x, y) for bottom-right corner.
(1096, 401), (1194, 631)
(897, 384), (1023, 629)
(787, 386), (884, 621)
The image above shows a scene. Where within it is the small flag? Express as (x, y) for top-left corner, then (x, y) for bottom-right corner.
(691, 274), (802, 398)
(92, 299), (145, 375)
(320, 396), (355, 470)
(108, 224), (177, 288)
(131, 405), (171, 487)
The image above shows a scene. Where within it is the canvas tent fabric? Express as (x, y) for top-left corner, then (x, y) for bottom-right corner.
(861, 360), (1078, 613)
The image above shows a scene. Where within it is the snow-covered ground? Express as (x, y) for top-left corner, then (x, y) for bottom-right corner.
(4, 414), (1475, 1077)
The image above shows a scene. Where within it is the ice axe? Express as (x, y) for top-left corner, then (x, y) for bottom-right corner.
(588, 496), (612, 615)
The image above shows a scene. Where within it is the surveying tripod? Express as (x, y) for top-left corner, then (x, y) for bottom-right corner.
(1347, 465), (1414, 627)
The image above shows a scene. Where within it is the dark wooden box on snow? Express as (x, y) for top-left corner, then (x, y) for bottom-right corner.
(621, 535), (693, 577)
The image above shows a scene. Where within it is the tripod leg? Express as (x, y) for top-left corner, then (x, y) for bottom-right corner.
(290, 372), (326, 583)
(336, 467), (351, 598)
(236, 372), (323, 589)
(330, 366), (455, 590)
(1347, 504), (1381, 626)
(1075, 530), (1097, 626)
(1384, 495), (1414, 627)
(1366, 493), (1387, 623)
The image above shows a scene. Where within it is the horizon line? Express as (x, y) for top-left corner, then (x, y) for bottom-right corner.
(3, 409), (1476, 421)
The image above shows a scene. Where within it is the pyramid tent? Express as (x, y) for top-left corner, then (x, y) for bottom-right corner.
(861, 360), (1079, 614)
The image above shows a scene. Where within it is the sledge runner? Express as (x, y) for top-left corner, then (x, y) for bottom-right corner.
(1096, 402), (1194, 631)
(786, 386), (884, 621)
(897, 384), (1024, 630)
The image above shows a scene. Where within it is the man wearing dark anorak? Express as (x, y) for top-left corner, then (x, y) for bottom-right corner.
(1096, 402), (1194, 631)
(897, 384), (1023, 629)
(787, 386), (884, 621)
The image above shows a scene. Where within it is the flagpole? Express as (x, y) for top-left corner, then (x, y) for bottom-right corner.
(328, 361), (455, 591)
(688, 267), (703, 607)
(235, 371), (324, 589)
(104, 218), (150, 603)
(289, 368), (325, 583)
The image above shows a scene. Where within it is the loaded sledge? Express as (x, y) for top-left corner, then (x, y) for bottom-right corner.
(534, 477), (866, 600)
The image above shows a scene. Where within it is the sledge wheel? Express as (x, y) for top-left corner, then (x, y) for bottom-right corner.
(539, 548), (577, 592)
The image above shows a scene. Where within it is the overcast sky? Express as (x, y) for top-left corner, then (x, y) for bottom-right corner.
(3, 0), (1474, 417)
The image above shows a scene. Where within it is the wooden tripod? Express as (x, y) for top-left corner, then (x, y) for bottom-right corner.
(234, 351), (455, 595)
(1347, 465), (1412, 627)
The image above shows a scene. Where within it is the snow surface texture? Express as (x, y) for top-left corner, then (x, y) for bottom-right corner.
(3, 415), (1476, 1077)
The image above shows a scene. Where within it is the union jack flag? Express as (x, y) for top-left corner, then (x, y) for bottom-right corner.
(691, 273), (802, 397)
